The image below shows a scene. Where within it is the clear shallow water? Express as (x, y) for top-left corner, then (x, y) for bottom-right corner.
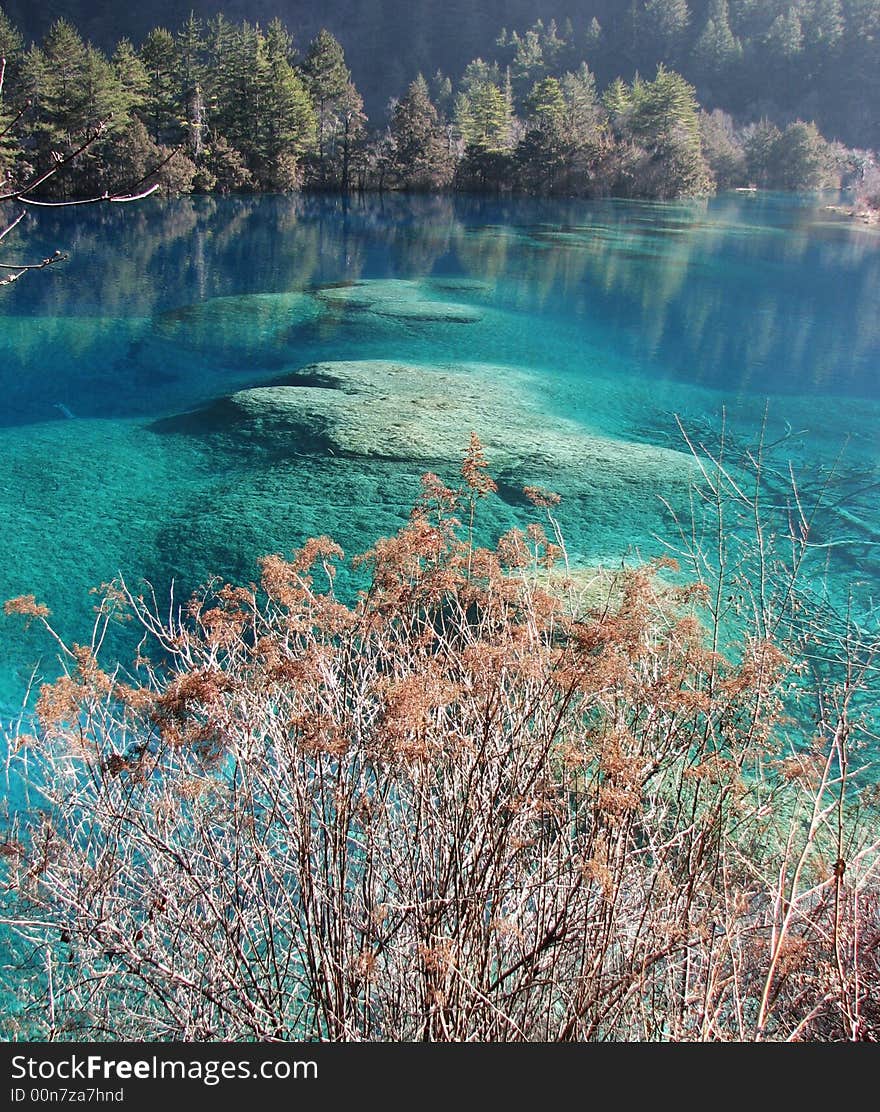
(0, 190), (878, 714)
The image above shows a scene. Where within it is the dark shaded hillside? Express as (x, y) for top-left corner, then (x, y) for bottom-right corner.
(2, 0), (572, 117)
(4, 1), (879, 147)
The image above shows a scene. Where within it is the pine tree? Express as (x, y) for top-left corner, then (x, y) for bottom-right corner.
(0, 6), (23, 184)
(21, 22), (133, 197)
(694, 0), (744, 78)
(175, 11), (205, 96)
(602, 76), (633, 138)
(584, 16), (603, 55)
(768, 119), (834, 189)
(431, 70), (453, 119)
(203, 14), (239, 148)
(765, 7), (805, 59)
(515, 76), (568, 193)
(81, 44), (131, 137)
(208, 21), (263, 171)
(454, 80), (513, 152)
(0, 4), (22, 89)
(637, 0), (692, 63)
(509, 27), (546, 104)
(389, 74), (453, 190)
(139, 27), (177, 144)
(301, 28), (350, 184)
(38, 19), (89, 147)
(525, 75), (565, 130)
(805, 0), (844, 48)
(560, 64), (603, 150)
(728, 0), (769, 40)
(336, 81), (367, 193)
(254, 21), (316, 190)
(744, 118), (782, 186)
(112, 38), (149, 115)
(174, 14), (206, 157)
(628, 66), (714, 197)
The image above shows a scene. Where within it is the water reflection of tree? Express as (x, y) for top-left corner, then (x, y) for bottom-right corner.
(448, 195), (880, 395)
(6, 193), (879, 399)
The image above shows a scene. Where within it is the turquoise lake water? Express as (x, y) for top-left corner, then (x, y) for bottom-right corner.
(0, 190), (878, 718)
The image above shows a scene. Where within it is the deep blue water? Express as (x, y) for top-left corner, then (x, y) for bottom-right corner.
(0, 190), (878, 712)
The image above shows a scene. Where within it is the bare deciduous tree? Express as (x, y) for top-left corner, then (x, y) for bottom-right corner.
(0, 54), (173, 288)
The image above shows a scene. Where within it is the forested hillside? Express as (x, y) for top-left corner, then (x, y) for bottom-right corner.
(3, 0), (879, 148)
(0, 3), (876, 202)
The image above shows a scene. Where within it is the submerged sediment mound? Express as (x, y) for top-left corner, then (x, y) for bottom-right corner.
(316, 279), (484, 323)
(154, 359), (697, 496)
(140, 292), (324, 365)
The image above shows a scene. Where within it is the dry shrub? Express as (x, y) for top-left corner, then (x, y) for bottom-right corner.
(1, 434), (878, 1042)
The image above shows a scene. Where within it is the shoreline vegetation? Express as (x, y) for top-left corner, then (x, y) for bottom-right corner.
(0, 6), (878, 205)
(2, 435), (879, 1041)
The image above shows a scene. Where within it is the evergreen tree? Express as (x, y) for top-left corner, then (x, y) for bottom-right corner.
(510, 28), (544, 84)
(765, 7), (805, 59)
(209, 21), (264, 171)
(265, 16), (297, 67)
(431, 70), (453, 119)
(253, 21), (316, 189)
(515, 76), (568, 194)
(584, 16), (603, 55)
(454, 79), (513, 151)
(744, 118), (782, 185)
(203, 15), (243, 150)
(694, 0), (743, 78)
(454, 72), (514, 192)
(38, 19), (89, 147)
(21, 22), (132, 196)
(0, 4), (23, 90)
(203, 133), (253, 193)
(336, 81), (367, 193)
(628, 66), (714, 197)
(603, 76), (634, 139)
(110, 115), (164, 190)
(728, 0), (770, 40)
(388, 74), (453, 190)
(0, 7), (23, 185)
(302, 28), (351, 184)
(112, 38), (148, 114)
(139, 27), (177, 144)
(560, 64), (603, 151)
(175, 11), (205, 96)
(805, 0), (844, 48)
(636, 0), (692, 64)
(768, 119), (834, 189)
(507, 25), (551, 104)
(81, 43), (131, 137)
(174, 14), (206, 158)
(525, 75), (565, 130)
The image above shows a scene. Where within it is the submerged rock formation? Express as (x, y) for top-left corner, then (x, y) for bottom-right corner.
(151, 291), (323, 357)
(154, 359), (697, 499)
(315, 278), (484, 323)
